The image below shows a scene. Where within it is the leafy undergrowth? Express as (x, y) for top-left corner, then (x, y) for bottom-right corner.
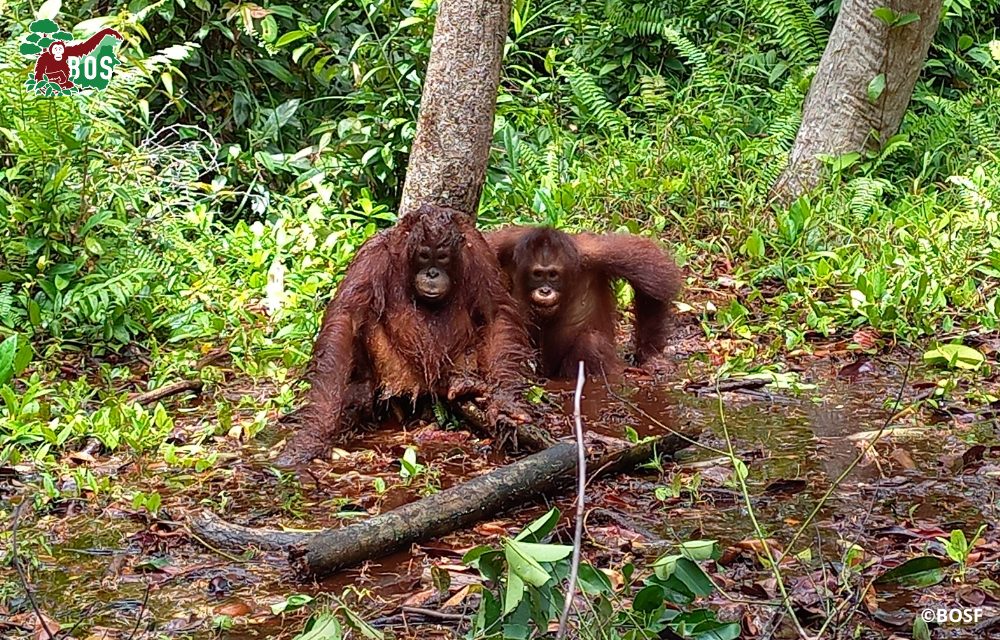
(3, 0), (1000, 637)
(2, 314), (1000, 639)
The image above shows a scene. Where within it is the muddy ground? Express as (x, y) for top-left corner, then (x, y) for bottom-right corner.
(2, 325), (999, 639)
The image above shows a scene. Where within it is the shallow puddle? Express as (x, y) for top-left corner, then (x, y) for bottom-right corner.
(4, 365), (998, 639)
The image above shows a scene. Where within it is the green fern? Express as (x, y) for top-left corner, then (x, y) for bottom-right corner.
(661, 26), (719, 87)
(848, 176), (892, 219)
(0, 284), (13, 326)
(604, 2), (671, 37)
(753, 0), (825, 63)
(563, 68), (630, 133)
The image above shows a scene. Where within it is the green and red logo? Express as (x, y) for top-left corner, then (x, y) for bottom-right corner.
(20, 20), (123, 96)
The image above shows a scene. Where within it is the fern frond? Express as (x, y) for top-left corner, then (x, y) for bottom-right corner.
(0, 284), (13, 325)
(848, 177), (891, 219)
(563, 68), (630, 133)
(752, 0), (825, 63)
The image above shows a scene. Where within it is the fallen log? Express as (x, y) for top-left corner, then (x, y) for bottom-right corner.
(189, 428), (698, 579)
(188, 512), (312, 551)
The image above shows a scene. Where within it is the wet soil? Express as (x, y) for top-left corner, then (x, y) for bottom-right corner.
(2, 357), (999, 639)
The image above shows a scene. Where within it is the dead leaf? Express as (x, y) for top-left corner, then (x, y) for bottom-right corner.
(852, 328), (881, 350)
(957, 585), (987, 607)
(764, 479), (806, 495)
(67, 450), (97, 464)
(214, 601), (252, 616)
(442, 584), (475, 609)
(402, 588), (435, 608)
(473, 523), (510, 537)
(26, 612), (60, 640)
(838, 359), (875, 379)
(889, 448), (916, 470)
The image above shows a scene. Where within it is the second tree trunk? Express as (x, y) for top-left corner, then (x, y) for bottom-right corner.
(773, 0), (943, 201)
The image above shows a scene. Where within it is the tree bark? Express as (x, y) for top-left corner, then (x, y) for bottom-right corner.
(773, 0), (943, 202)
(188, 429), (700, 578)
(398, 0), (512, 219)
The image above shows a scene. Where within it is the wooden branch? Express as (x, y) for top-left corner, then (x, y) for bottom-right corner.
(188, 512), (313, 551)
(188, 429), (699, 579)
(130, 379), (203, 406)
(685, 377), (768, 394)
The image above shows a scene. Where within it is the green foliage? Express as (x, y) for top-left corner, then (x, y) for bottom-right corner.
(465, 509), (736, 639)
(755, 0), (826, 62)
(937, 525), (987, 581)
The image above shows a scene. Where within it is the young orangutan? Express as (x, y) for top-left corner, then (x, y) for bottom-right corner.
(487, 226), (682, 379)
(275, 205), (533, 466)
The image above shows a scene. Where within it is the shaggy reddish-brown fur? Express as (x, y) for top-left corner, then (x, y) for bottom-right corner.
(276, 205), (532, 466)
(487, 226), (682, 379)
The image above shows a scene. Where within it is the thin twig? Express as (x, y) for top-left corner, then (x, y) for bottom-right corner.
(129, 379), (203, 406)
(557, 361), (587, 639)
(400, 606), (467, 622)
(10, 499), (56, 640)
(126, 582), (151, 640)
(781, 357), (912, 558)
(715, 387), (810, 640)
(809, 358), (913, 638)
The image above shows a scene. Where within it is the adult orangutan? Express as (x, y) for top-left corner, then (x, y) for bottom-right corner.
(487, 226), (682, 379)
(275, 205), (533, 467)
(32, 28), (122, 90)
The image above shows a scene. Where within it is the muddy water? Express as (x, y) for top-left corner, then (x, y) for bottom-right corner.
(4, 368), (998, 638)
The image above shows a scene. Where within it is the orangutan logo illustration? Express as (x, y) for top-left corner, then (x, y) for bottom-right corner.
(20, 19), (123, 96)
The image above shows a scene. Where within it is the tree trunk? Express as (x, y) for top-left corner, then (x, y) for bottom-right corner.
(398, 0), (512, 219)
(772, 0), (943, 202)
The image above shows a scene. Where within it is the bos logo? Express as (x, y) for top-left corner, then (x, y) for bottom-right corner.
(20, 19), (123, 96)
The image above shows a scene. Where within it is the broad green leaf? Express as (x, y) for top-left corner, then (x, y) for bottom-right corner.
(673, 558), (713, 597)
(872, 7), (897, 25)
(0, 335), (16, 385)
(632, 584), (665, 613)
(338, 606), (383, 639)
(13, 340), (32, 375)
(826, 151), (862, 172)
(895, 12), (921, 27)
(658, 575), (697, 605)
(514, 507), (560, 542)
(257, 59), (297, 84)
(874, 556), (948, 588)
(922, 344), (985, 370)
(867, 73), (886, 103)
(733, 458), (749, 482)
(742, 230), (765, 258)
(687, 619), (742, 640)
(275, 30), (310, 48)
(503, 571), (526, 614)
(679, 540), (719, 561)
(462, 545), (494, 565)
(293, 612), (342, 640)
(504, 540), (557, 587)
(576, 563), (613, 595)
(260, 15), (278, 42)
(512, 541), (572, 563)
(272, 594), (315, 614)
(652, 553), (681, 580)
